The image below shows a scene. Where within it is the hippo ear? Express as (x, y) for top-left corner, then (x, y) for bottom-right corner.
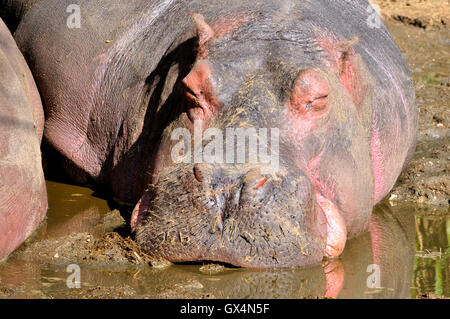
(334, 36), (366, 106)
(337, 36), (359, 52)
(335, 36), (359, 74)
(192, 13), (215, 57)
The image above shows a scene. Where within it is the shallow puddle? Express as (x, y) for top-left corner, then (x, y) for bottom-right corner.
(0, 181), (448, 299)
(43, 181), (113, 238)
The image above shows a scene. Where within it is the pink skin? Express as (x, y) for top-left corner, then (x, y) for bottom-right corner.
(131, 191), (151, 232)
(193, 13), (252, 60)
(316, 35), (364, 108)
(317, 34), (412, 206)
(316, 193), (347, 258)
(0, 20), (44, 141)
(289, 69), (330, 119)
(0, 19), (47, 260)
(182, 61), (221, 127)
(286, 69), (331, 140)
(370, 77), (409, 204)
(307, 151), (346, 259)
(371, 125), (385, 203)
(287, 68), (347, 259)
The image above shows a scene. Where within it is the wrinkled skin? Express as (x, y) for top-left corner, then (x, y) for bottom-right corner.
(0, 18), (47, 260)
(8, 0), (417, 268)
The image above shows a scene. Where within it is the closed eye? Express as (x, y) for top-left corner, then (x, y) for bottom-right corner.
(289, 69), (330, 118)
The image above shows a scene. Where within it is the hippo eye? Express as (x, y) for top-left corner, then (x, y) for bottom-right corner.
(181, 62), (220, 122)
(291, 93), (329, 117)
(306, 95), (328, 111)
(289, 69), (330, 117)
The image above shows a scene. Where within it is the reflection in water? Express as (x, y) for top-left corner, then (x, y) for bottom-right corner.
(412, 216), (449, 298)
(0, 181), (448, 298)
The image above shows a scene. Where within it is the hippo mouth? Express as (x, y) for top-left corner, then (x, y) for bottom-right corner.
(132, 164), (347, 268)
(315, 193), (347, 259)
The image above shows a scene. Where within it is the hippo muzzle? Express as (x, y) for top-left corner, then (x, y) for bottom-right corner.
(135, 159), (333, 268)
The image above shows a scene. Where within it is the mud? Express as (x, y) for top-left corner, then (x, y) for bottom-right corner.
(372, 1), (450, 207)
(375, 0), (449, 30)
(0, 1), (449, 299)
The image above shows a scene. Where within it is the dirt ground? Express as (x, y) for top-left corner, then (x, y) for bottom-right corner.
(375, 0), (449, 29)
(374, 0), (449, 207)
(0, 1), (448, 299)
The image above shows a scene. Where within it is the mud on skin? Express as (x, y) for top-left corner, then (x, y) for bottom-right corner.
(131, 1), (417, 267)
(2, 0), (417, 268)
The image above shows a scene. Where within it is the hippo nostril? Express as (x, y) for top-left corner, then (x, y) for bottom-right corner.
(193, 165), (203, 182)
(252, 177), (268, 190)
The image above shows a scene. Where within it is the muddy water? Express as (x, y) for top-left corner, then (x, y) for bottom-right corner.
(0, 180), (448, 299)
(42, 181), (113, 238)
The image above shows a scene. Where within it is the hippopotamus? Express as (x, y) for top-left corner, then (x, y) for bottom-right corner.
(4, 0), (417, 268)
(0, 17), (47, 261)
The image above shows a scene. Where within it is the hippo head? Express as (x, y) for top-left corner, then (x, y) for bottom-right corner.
(133, 14), (375, 268)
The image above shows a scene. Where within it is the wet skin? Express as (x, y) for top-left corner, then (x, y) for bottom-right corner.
(5, 0), (417, 267)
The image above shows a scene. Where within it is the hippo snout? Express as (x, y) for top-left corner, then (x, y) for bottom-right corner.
(134, 163), (328, 268)
(191, 164), (275, 232)
(194, 164), (271, 201)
